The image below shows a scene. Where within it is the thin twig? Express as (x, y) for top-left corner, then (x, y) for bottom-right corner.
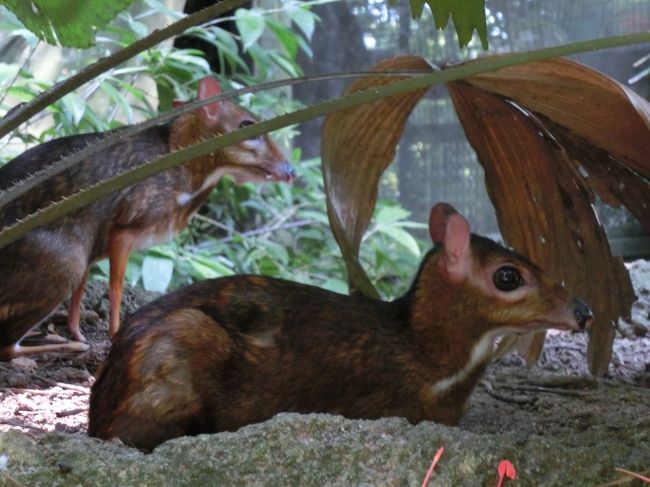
(190, 218), (318, 252)
(224, 219), (317, 242)
(421, 447), (444, 487)
(1, 472), (28, 487)
(543, 345), (585, 354)
(615, 468), (650, 483)
(32, 375), (89, 393)
(497, 384), (592, 397)
(2, 388), (52, 395)
(596, 468), (650, 487)
(56, 408), (86, 418)
(479, 380), (536, 405)
(0, 417), (44, 433)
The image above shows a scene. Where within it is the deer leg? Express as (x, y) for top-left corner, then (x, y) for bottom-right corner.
(7, 340), (91, 360)
(67, 271), (89, 342)
(108, 232), (135, 338)
(1, 308), (91, 361)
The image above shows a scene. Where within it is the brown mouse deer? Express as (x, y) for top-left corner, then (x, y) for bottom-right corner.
(0, 76), (294, 360)
(88, 202), (592, 451)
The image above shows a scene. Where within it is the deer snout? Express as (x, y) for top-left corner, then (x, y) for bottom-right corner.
(280, 161), (296, 183)
(572, 298), (593, 330)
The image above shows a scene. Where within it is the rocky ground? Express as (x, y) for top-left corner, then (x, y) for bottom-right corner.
(0, 260), (648, 486)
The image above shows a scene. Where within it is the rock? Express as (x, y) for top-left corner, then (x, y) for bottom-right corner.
(9, 357), (38, 373)
(0, 413), (648, 486)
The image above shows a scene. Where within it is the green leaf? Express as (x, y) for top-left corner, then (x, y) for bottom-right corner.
(266, 18), (298, 59)
(297, 210), (330, 224)
(295, 33), (313, 59)
(268, 51), (302, 77)
(125, 17), (148, 38)
(420, 0), (488, 49)
(261, 241), (290, 266)
(100, 81), (134, 123)
(7, 85), (39, 102)
(377, 226), (421, 257)
(375, 205), (411, 225)
(167, 50), (211, 72)
(2, 0), (137, 48)
(295, 228), (325, 241)
(125, 260), (142, 287)
(60, 92), (86, 126)
(288, 6), (315, 40)
(142, 255), (174, 292)
(93, 259), (109, 278)
(321, 278), (348, 294)
(208, 25), (251, 73)
(0, 63), (20, 84)
(188, 255), (233, 279)
(235, 7), (265, 51)
(146, 244), (177, 259)
(409, 0), (426, 18)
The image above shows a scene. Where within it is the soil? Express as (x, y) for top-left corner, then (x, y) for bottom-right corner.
(1, 261), (649, 452)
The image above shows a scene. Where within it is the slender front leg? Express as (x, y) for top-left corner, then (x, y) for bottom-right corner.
(67, 271), (89, 342)
(108, 232), (135, 338)
(9, 340), (91, 359)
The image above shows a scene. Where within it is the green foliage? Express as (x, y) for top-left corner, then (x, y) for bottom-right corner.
(392, 0), (488, 48)
(1, 0), (487, 50)
(0, 0), (316, 142)
(0, 0), (427, 300)
(89, 155), (427, 299)
(1, 0), (136, 48)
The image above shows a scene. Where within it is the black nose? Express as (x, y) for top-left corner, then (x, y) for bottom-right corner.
(572, 298), (593, 330)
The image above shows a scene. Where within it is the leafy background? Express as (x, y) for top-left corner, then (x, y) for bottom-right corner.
(0, 0), (428, 299)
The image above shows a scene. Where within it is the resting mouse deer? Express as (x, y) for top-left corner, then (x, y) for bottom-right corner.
(88, 202), (592, 451)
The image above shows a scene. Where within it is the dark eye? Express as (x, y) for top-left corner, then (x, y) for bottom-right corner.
(493, 265), (523, 292)
(239, 119), (262, 142)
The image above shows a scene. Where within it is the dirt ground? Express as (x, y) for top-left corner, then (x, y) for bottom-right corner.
(1, 261), (649, 453)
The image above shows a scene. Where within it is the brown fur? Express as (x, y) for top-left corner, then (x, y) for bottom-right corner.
(0, 77), (293, 359)
(89, 215), (592, 451)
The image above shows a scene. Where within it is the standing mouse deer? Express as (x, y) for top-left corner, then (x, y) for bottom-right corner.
(0, 76), (294, 360)
(88, 202), (592, 451)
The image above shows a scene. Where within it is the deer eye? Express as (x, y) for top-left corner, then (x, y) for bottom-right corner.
(493, 265), (523, 292)
(238, 119), (262, 143)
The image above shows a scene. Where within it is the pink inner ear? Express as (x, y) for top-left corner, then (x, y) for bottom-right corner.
(442, 214), (471, 280)
(428, 203), (471, 280)
(428, 203), (458, 242)
(444, 215), (470, 260)
(198, 76), (222, 126)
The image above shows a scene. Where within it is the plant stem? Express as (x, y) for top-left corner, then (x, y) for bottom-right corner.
(1, 32), (649, 249)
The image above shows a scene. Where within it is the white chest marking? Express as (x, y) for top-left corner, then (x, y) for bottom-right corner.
(176, 167), (228, 206)
(429, 333), (495, 396)
(176, 192), (192, 205)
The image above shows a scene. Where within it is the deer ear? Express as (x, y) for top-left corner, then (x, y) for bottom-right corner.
(198, 76), (222, 126)
(172, 99), (185, 109)
(429, 203), (471, 280)
(428, 203), (458, 243)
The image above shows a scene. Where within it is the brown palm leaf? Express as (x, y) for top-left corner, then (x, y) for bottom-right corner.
(448, 57), (647, 375)
(321, 55), (434, 297)
(321, 55), (646, 375)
